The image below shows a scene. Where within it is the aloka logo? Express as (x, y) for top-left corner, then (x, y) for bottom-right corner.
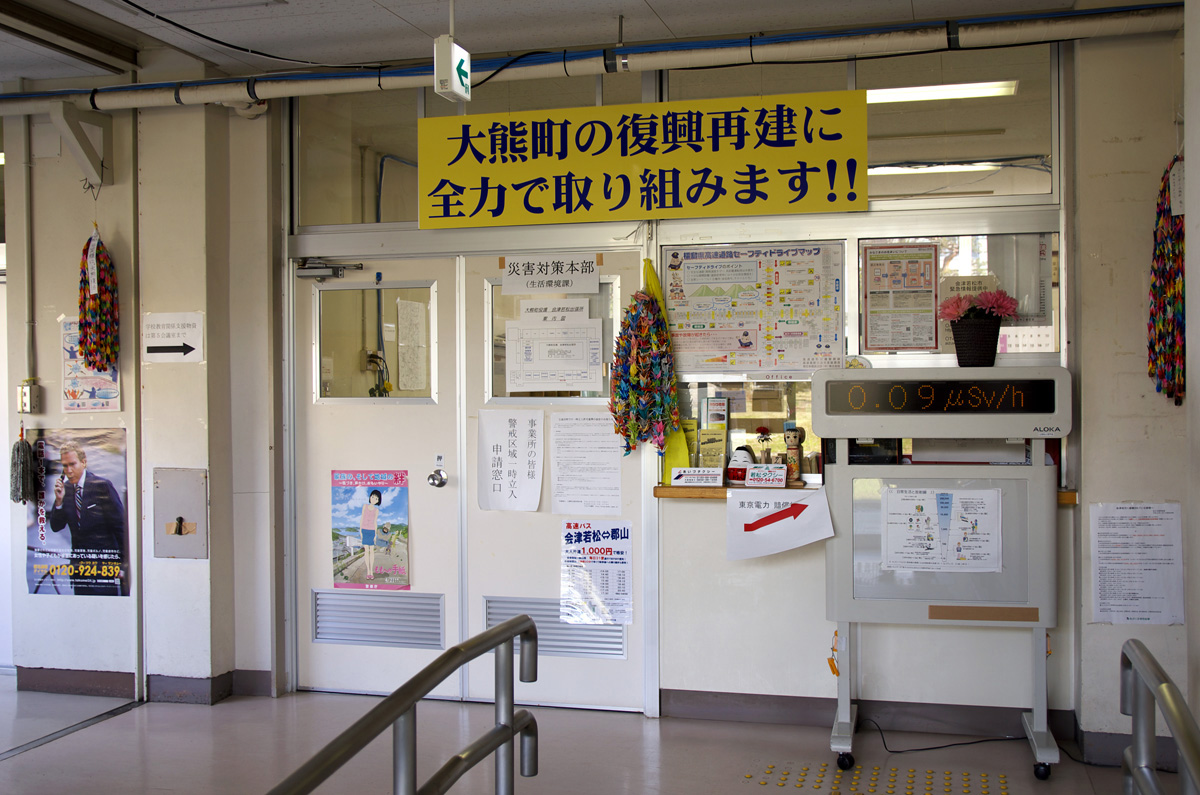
(1032, 426), (1062, 434)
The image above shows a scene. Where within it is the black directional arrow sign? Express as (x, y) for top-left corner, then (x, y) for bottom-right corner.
(147, 342), (195, 356)
(143, 312), (203, 362)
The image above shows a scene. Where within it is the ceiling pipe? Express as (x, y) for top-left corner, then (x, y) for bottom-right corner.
(0, 4), (1182, 117)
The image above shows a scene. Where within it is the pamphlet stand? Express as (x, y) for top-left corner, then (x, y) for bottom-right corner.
(811, 367), (1072, 781)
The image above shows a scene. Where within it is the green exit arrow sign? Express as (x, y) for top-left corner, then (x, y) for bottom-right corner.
(434, 35), (471, 102)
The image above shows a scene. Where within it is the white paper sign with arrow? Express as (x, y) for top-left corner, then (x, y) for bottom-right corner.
(726, 487), (834, 560)
(142, 311), (204, 363)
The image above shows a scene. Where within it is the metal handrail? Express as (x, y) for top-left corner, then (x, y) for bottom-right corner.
(1120, 639), (1200, 795)
(269, 614), (539, 795)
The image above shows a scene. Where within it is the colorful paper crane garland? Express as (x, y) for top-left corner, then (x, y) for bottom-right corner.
(78, 226), (119, 372)
(1148, 155), (1184, 405)
(610, 291), (680, 454)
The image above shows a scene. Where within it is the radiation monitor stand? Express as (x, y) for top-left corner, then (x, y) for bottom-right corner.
(811, 367), (1072, 781)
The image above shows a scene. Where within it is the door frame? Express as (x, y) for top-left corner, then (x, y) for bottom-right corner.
(285, 222), (661, 713)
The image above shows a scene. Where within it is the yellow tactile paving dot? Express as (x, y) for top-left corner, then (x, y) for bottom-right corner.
(741, 765), (1015, 793)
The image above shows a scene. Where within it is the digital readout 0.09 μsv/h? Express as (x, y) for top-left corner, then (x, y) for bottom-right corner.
(825, 379), (1057, 414)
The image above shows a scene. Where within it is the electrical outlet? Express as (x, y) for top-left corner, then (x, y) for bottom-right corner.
(361, 349), (383, 371)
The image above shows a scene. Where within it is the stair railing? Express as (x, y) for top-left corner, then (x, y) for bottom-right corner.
(1120, 638), (1199, 794)
(269, 614), (538, 795)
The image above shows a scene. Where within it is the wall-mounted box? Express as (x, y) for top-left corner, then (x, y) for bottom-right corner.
(153, 468), (209, 559)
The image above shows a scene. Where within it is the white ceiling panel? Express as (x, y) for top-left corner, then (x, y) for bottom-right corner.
(647, 0), (917, 39)
(3, 0), (1085, 84)
(374, 0), (672, 56)
(166, 6), (427, 67)
(0, 30), (114, 81)
(910, 0), (1072, 22)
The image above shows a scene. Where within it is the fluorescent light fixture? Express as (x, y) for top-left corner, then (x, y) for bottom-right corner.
(866, 80), (1017, 104)
(869, 128), (1006, 142)
(0, 152), (5, 165)
(868, 163), (1000, 176)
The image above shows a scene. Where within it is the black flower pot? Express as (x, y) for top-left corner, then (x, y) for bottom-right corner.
(950, 316), (1001, 367)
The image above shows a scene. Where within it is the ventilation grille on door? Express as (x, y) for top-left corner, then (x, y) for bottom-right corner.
(485, 596), (625, 659)
(312, 589), (444, 650)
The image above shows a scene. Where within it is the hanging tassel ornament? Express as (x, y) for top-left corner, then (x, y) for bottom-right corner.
(1147, 155), (1185, 404)
(78, 224), (119, 373)
(10, 423), (38, 505)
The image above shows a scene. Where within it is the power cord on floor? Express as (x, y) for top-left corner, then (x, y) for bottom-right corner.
(860, 718), (1024, 755)
(865, 718), (1178, 776)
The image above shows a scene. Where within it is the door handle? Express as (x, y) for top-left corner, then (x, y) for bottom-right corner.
(427, 469), (448, 488)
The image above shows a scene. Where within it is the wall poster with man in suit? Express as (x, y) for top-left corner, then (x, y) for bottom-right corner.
(25, 428), (128, 596)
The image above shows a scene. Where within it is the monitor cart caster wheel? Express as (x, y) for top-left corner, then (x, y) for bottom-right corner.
(837, 753), (855, 770)
(1033, 763), (1051, 780)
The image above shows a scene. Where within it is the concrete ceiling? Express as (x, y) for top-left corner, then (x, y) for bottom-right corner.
(0, 0), (1078, 83)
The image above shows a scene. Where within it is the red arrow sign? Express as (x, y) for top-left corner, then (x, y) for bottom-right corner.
(744, 501), (808, 532)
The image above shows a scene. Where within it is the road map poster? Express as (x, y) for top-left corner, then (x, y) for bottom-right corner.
(662, 243), (844, 374)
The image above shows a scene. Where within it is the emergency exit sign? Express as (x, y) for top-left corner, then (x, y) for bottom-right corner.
(434, 35), (471, 102)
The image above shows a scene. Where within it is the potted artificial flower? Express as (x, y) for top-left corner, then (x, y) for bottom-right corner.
(937, 289), (1019, 367)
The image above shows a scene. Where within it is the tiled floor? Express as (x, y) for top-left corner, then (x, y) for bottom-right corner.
(0, 677), (1176, 794)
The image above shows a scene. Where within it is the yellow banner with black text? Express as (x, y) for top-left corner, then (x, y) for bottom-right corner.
(418, 90), (867, 229)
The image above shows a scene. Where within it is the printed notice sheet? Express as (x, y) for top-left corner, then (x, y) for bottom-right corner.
(1091, 502), (1184, 625)
(936, 274), (999, 354)
(551, 413), (623, 515)
(505, 318), (603, 392)
(881, 488), (1002, 572)
(863, 245), (938, 351)
(663, 243), (843, 374)
(561, 519), (632, 625)
(520, 298), (590, 322)
(477, 410), (543, 511)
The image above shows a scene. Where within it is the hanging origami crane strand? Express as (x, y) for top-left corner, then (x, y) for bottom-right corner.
(610, 291), (680, 454)
(1147, 155), (1184, 405)
(78, 225), (120, 373)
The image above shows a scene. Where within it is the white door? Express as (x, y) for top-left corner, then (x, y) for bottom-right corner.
(293, 249), (649, 710)
(461, 250), (647, 710)
(294, 257), (461, 695)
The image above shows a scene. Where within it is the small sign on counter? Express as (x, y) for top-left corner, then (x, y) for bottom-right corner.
(669, 468), (724, 487)
(746, 464), (788, 488)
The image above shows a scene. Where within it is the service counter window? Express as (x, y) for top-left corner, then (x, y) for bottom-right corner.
(858, 232), (1059, 356)
(316, 283), (435, 400)
(676, 380), (823, 475)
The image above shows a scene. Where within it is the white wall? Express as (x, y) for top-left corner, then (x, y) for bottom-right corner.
(1074, 31), (1188, 736)
(4, 102), (139, 675)
(0, 278), (10, 671)
(4, 47), (278, 689)
(661, 499), (1076, 711)
(228, 109), (279, 676)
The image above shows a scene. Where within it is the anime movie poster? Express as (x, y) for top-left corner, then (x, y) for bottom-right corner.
(26, 428), (129, 596)
(331, 470), (411, 590)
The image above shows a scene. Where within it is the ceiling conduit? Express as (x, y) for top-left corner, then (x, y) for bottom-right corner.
(0, 4), (1182, 117)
